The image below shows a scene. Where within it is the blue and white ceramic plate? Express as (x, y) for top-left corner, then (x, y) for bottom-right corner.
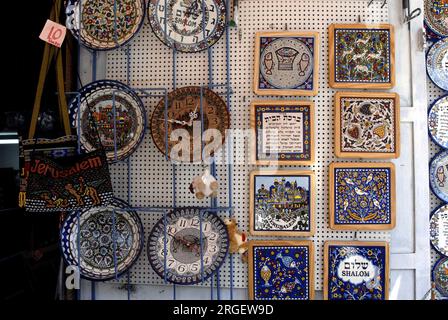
(432, 257), (448, 297)
(424, 0), (448, 38)
(428, 95), (448, 149)
(69, 80), (146, 163)
(430, 205), (448, 257)
(147, 0), (226, 53)
(61, 198), (144, 281)
(65, 0), (146, 51)
(427, 38), (448, 91)
(147, 208), (229, 285)
(430, 150), (448, 202)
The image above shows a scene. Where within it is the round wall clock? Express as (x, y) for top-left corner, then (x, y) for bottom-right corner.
(147, 0), (226, 53)
(427, 38), (448, 91)
(424, 0), (448, 38)
(430, 151), (448, 202)
(69, 80), (146, 163)
(431, 205), (448, 257)
(147, 208), (229, 285)
(430, 150), (448, 202)
(432, 257), (448, 297)
(65, 0), (146, 50)
(150, 86), (230, 162)
(61, 198), (144, 281)
(428, 95), (448, 149)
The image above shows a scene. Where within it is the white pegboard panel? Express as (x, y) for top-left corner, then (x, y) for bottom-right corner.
(103, 0), (392, 291)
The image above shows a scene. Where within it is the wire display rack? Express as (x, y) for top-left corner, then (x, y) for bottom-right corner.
(70, 0), (235, 300)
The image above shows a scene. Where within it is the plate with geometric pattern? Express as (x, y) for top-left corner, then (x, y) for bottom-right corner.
(60, 198), (144, 281)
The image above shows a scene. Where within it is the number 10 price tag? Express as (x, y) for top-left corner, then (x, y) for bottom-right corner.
(39, 19), (66, 48)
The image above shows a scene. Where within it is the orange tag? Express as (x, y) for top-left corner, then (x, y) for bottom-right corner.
(39, 19), (66, 48)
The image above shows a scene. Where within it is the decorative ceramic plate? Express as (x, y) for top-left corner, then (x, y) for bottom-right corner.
(431, 205), (448, 257)
(430, 150), (448, 202)
(427, 38), (448, 91)
(424, 0), (448, 38)
(65, 0), (146, 50)
(428, 95), (448, 148)
(60, 198), (144, 281)
(432, 257), (448, 297)
(147, 208), (229, 285)
(69, 80), (146, 163)
(147, 0), (226, 53)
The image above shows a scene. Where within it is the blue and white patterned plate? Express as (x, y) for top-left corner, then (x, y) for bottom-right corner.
(427, 38), (448, 91)
(430, 150), (448, 202)
(60, 198), (144, 281)
(428, 95), (448, 149)
(432, 257), (448, 297)
(430, 204), (448, 257)
(69, 80), (146, 163)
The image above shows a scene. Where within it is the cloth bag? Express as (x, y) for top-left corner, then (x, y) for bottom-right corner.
(21, 0), (113, 212)
(19, 0), (77, 208)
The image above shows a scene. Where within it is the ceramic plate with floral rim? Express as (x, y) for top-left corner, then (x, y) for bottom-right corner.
(430, 150), (448, 202)
(69, 80), (146, 163)
(60, 198), (144, 281)
(66, 0), (146, 50)
(428, 95), (448, 149)
(424, 0), (448, 38)
(430, 204), (448, 257)
(432, 257), (448, 297)
(147, 0), (226, 53)
(427, 39), (448, 91)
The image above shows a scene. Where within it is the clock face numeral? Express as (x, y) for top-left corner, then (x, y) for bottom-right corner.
(148, 0), (226, 53)
(190, 262), (200, 272)
(203, 255), (212, 266)
(147, 208), (229, 285)
(167, 258), (177, 268)
(168, 226), (177, 235)
(207, 232), (217, 242)
(177, 218), (188, 228)
(177, 264), (187, 274)
(208, 244), (218, 254)
(190, 218), (200, 228)
(202, 222), (211, 234)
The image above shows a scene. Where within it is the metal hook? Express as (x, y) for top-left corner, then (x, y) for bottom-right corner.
(284, 23), (288, 31)
(404, 8), (422, 24)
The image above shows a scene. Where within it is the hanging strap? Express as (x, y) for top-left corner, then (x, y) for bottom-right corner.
(28, 0), (71, 139)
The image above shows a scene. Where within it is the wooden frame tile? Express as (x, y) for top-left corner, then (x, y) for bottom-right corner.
(250, 100), (315, 166)
(248, 240), (315, 300)
(329, 24), (395, 89)
(329, 162), (396, 230)
(334, 91), (400, 159)
(323, 241), (389, 300)
(254, 31), (320, 96)
(249, 170), (315, 236)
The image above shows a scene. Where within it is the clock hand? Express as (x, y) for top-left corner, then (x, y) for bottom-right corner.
(158, 118), (189, 126)
(187, 102), (200, 126)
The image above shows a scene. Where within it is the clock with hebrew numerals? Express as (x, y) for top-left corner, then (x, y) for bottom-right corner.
(147, 208), (229, 285)
(150, 86), (230, 163)
(147, 0), (227, 53)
